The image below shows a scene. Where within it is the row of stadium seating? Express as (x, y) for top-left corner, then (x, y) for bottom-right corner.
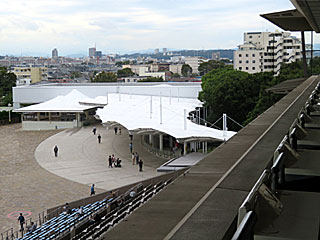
(72, 180), (169, 240)
(19, 178), (171, 240)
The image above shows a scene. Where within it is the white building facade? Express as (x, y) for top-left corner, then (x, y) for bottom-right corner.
(234, 31), (302, 75)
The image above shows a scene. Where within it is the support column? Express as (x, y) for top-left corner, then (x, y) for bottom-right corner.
(159, 134), (163, 151)
(76, 113), (80, 127)
(183, 142), (187, 155)
(149, 134), (153, 146)
(49, 112), (52, 121)
(301, 31), (308, 78)
(37, 112), (40, 121)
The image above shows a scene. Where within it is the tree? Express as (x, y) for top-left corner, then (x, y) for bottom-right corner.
(181, 64), (192, 77)
(199, 69), (261, 130)
(172, 73), (181, 78)
(117, 68), (135, 78)
(0, 67), (16, 106)
(198, 60), (225, 76)
(92, 71), (117, 82)
(115, 60), (130, 67)
(138, 77), (164, 82)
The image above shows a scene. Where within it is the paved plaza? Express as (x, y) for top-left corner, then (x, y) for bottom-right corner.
(0, 123), (166, 234)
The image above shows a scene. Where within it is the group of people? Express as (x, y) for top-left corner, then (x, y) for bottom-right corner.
(18, 213), (36, 233)
(131, 152), (143, 172)
(108, 154), (122, 168)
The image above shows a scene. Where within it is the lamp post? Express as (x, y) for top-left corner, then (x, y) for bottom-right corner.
(8, 103), (12, 123)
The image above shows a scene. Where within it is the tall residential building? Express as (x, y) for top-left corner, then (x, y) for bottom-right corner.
(89, 47), (96, 58)
(52, 48), (58, 59)
(234, 31), (302, 75)
(154, 48), (159, 54)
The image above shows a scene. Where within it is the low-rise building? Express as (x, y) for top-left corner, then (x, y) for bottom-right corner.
(12, 65), (48, 84)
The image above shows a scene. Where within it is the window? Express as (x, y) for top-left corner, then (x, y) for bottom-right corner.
(239, 60), (242, 64)
(252, 67), (255, 70)
(249, 36), (252, 38)
(239, 54), (242, 57)
(246, 60), (249, 63)
(252, 54), (255, 57)
(246, 54), (249, 57)
(252, 60), (255, 63)
(246, 67), (249, 70)
(239, 67), (242, 70)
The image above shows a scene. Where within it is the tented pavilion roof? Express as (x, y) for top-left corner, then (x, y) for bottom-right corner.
(91, 93), (236, 142)
(14, 90), (95, 113)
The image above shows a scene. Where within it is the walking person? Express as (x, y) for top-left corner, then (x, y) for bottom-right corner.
(54, 145), (59, 157)
(131, 153), (135, 165)
(129, 142), (133, 153)
(138, 159), (143, 172)
(92, 126), (96, 135)
(17, 213), (25, 232)
(90, 184), (95, 196)
(98, 134), (101, 144)
(108, 155), (113, 168)
(135, 152), (139, 165)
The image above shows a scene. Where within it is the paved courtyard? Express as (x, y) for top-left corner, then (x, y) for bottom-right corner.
(0, 124), (166, 234)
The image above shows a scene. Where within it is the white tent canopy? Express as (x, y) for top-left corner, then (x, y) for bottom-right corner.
(93, 93), (236, 142)
(14, 90), (94, 113)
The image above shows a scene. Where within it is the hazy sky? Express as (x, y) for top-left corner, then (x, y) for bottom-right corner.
(0, 0), (314, 56)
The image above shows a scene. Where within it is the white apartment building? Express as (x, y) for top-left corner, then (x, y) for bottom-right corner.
(234, 31), (302, 75)
(169, 64), (183, 75)
(184, 57), (208, 74)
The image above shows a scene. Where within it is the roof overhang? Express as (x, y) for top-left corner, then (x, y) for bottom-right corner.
(261, 1), (320, 33)
(13, 109), (88, 113)
(261, 9), (314, 32)
(266, 78), (307, 94)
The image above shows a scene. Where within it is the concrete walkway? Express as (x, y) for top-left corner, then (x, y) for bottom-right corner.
(35, 125), (167, 191)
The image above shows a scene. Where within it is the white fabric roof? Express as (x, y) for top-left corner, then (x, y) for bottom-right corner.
(14, 90), (94, 113)
(94, 93), (236, 142)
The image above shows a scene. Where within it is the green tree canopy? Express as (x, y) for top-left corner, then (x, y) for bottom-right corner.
(181, 64), (192, 77)
(117, 68), (135, 78)
(198, 60), (226, 76)
(0, 67), (16, 106)
(92, 71), (117, 82)
(199, 69), (265, 129)
(138, 77), (164, 82)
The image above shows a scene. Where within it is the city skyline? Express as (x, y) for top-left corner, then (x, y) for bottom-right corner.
(0, 0), (315, 56)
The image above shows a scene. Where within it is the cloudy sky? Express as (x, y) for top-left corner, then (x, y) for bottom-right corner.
(0, 0), (314, 56)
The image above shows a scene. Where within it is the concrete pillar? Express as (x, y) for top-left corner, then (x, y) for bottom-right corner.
(301, 31), (308, 78)
(149, 134), (153, 146)
(76, 113), (80, 127)
(49, 112), (52, 121)
(159, 134), (163, 151)
(37, 112), (40, 121)
(183, 142), (187, 155)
